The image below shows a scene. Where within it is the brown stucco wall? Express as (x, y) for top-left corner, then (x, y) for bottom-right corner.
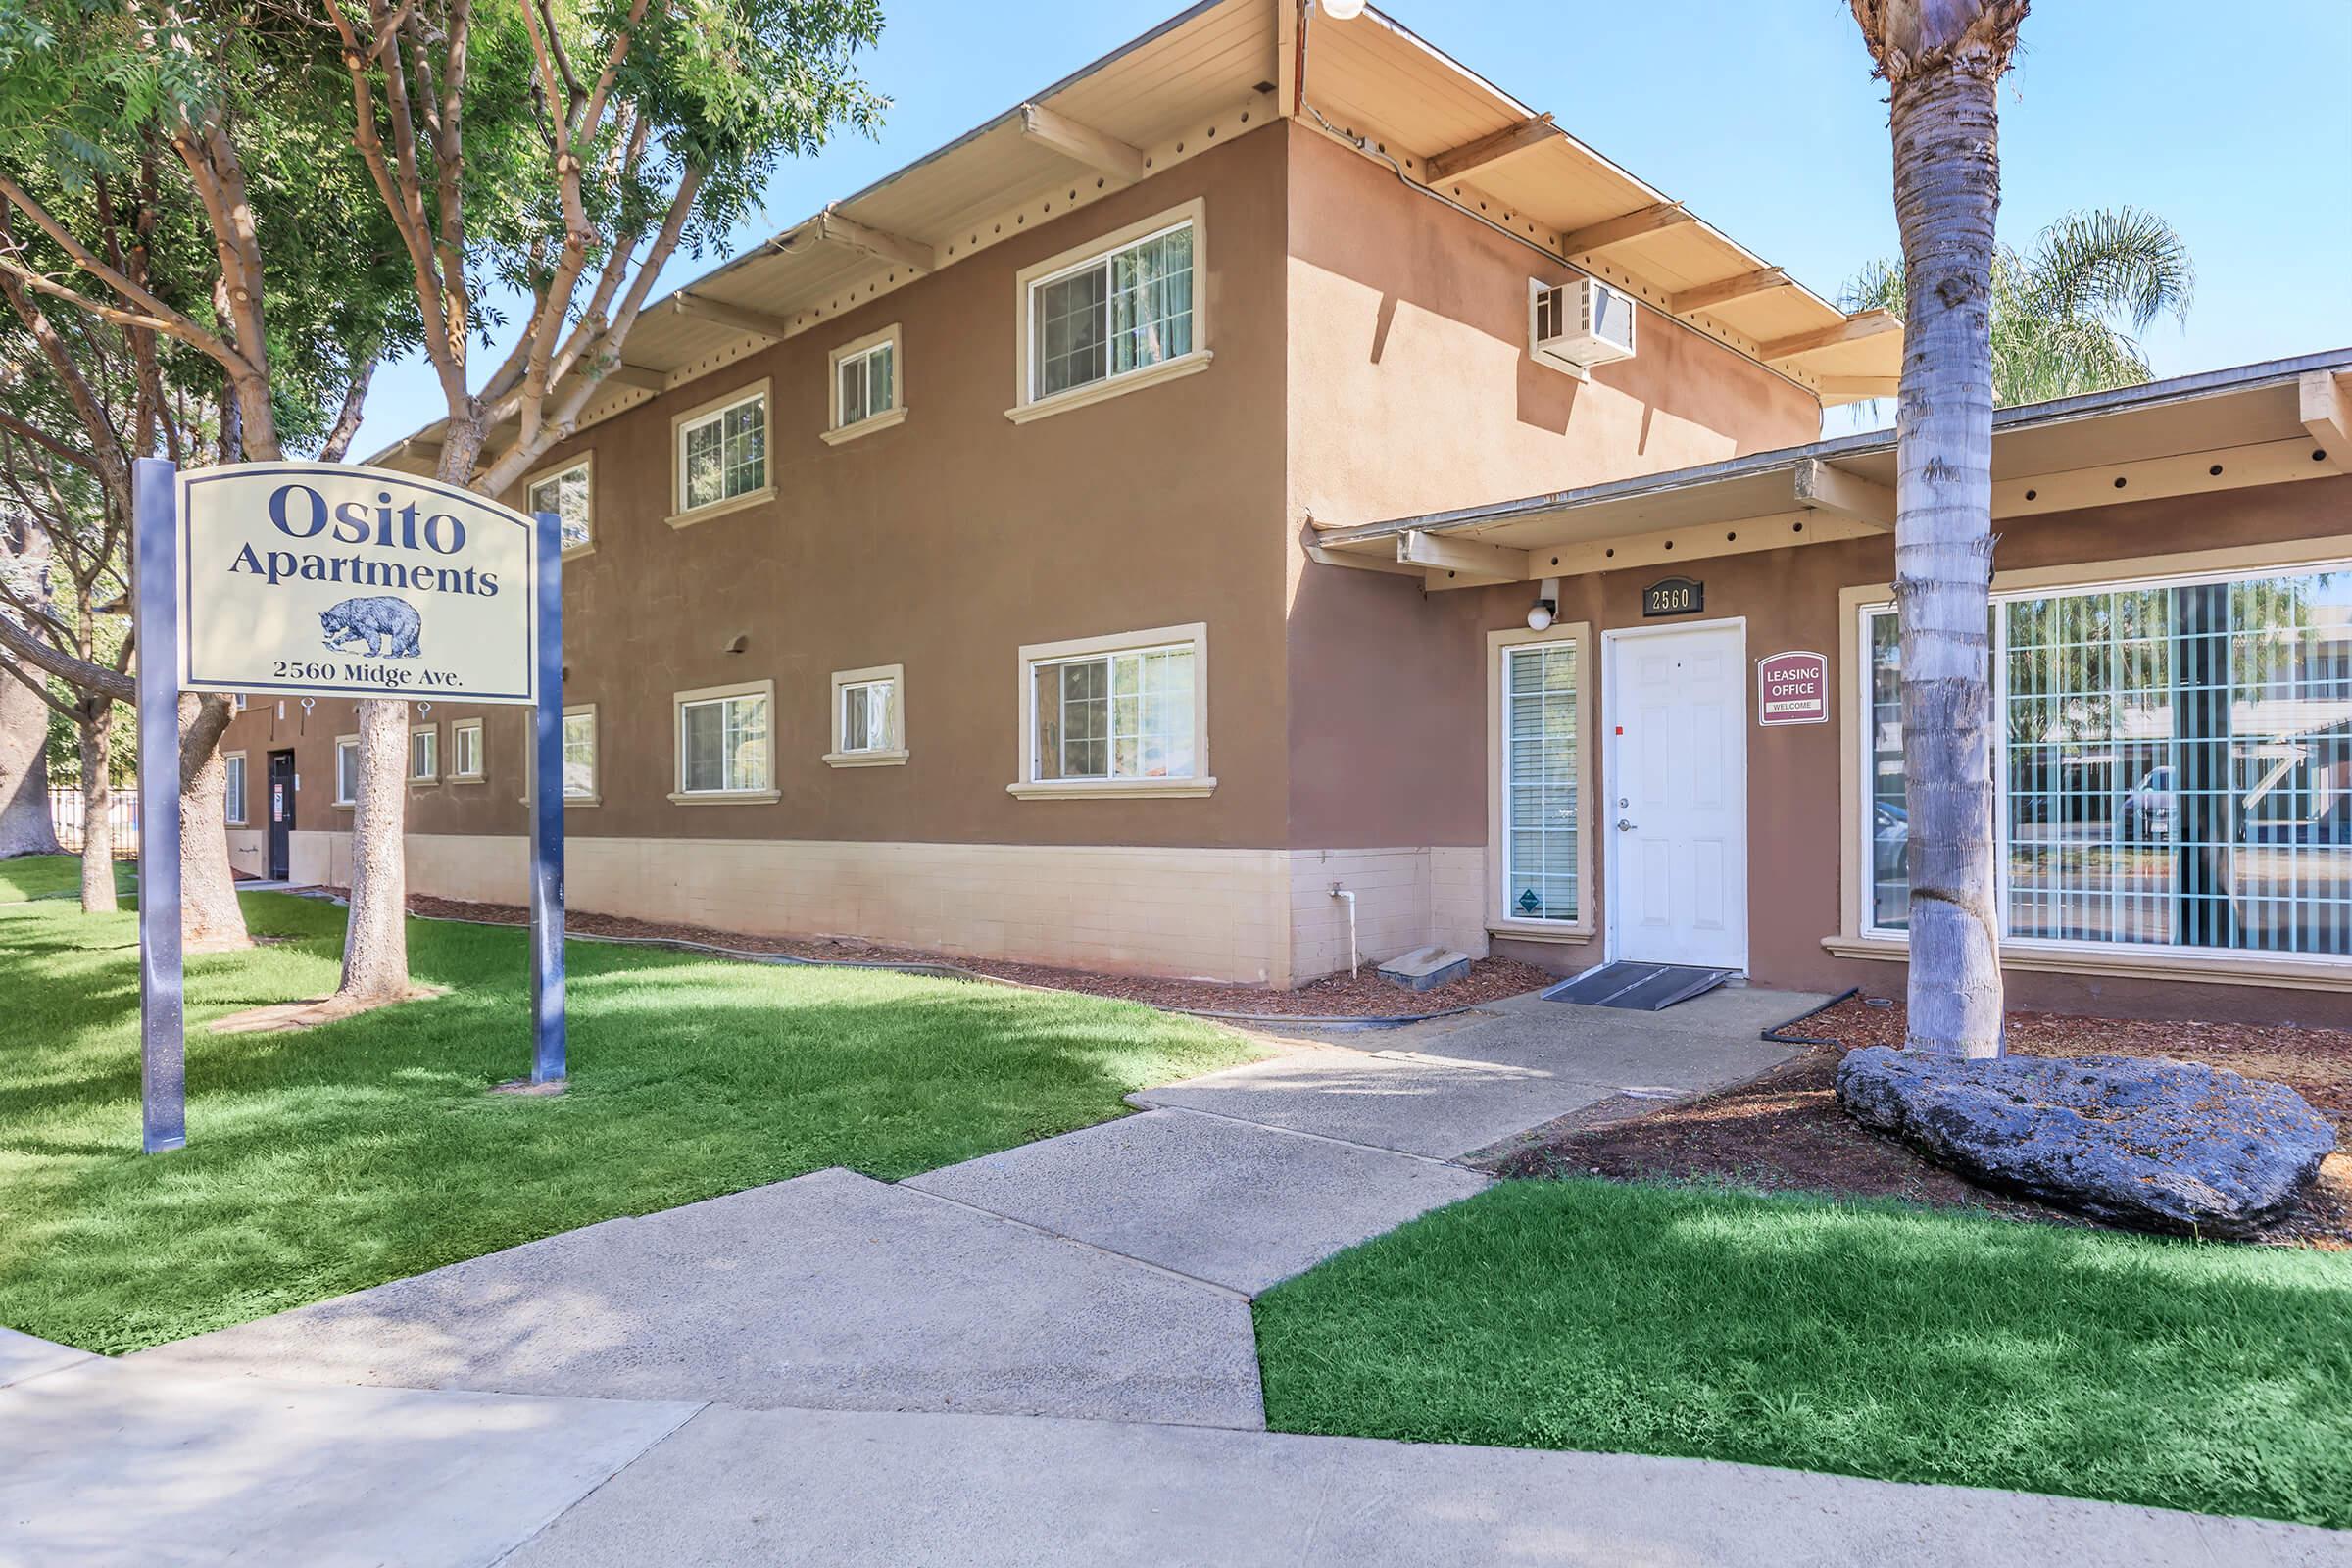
(225, 122), (1295, 854)
(1280, 122), (1824, 849)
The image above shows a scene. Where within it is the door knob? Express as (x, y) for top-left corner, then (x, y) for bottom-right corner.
(1616, 818), (1637, 831)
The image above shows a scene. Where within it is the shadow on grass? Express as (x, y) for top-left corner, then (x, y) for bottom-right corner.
(1252, 1178), (2352, 1529)
(0, 890), (1262, 1354)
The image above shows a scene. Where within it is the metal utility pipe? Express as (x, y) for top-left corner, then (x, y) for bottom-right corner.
(1330, 885), (1358, 976)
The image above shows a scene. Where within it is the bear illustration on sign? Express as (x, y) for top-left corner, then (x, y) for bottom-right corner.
(320, 596), (423, 659)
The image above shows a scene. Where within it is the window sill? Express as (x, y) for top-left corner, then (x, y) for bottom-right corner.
(449, 774), (488, 785)
(665, 485), (777, 530)
(819, 407), (908, 446)
(1004, 350), (1213, 425)
(1486, 919), (1595, 945)
(408, 778), (439, 788)
(561, 542), (595, 561)
(332, 803), (355, 811)
(1006, 776), (1217, 801)
(666, 789), (782, 806)
(1821, 933), (2352, 992)
(823, 749), (909, 768)
(563, 795), (601, 808)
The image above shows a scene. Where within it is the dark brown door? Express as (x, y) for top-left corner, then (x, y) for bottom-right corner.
(267, 750), (295, 881)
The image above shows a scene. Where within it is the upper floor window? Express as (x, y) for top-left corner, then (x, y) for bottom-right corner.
(826, 325), (904, 443)
(450, 718), (485, 781)
(670, 381), (771, 523)
(1011, 623), (1212, 799)
(223, 752), (248, 826)
(409, 723), (439, 783)
(334, 736), (360, 806)
(563, 706), (599, 803)
(1013, 201), (1207, 421)
(525, 458), (593, 554)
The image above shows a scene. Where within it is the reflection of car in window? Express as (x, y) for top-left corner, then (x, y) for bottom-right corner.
(1873, 800), (1908, 880)
(2229, 742), (2349, 950)
(2120, 765), (2175, 843)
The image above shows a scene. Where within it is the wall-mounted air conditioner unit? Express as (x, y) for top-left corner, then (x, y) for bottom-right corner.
(1529, 276), (1637, 377)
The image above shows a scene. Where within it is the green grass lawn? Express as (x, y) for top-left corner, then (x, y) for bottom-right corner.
(0, 857), (1262, 1353)
(0, 852), (132, 904)
(1254, 1179), (2352, 1529)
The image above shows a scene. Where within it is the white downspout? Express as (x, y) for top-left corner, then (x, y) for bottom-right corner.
(1330, 885), (1358, 976)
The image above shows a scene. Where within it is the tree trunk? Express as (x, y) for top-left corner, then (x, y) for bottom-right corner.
(0, 664), (61, 858)
(178, 693), (249, 951)
(78, 704), (117, 912)
(1888, 48), (2008, 1057)
(337, 695), (410, 1001)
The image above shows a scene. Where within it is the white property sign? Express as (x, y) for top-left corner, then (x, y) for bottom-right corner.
(176, 462), (540, 705)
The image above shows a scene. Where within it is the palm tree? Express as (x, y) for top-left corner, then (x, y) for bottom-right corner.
(1842, 206), (2194, 406)
(1848, 0), (2032, 1059)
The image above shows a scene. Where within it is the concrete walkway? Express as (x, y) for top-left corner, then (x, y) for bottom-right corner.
(15, 987), (2346, 1564)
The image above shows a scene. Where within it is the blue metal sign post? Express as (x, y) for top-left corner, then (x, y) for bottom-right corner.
(133, 457), (186, 1152)
(527, 509), (566, 1085)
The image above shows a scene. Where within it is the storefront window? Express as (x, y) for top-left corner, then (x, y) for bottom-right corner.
(1504, 640), (1581, 921)
(1864, 564), (2352, 958)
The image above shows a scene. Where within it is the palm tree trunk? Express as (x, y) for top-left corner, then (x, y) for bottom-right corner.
(1887, 36), (2009, 1057)
(78, 705), (117, 912)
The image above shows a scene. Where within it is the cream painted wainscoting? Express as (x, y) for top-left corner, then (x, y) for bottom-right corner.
(284, 832), (1492, 987)
(225, 830), (267, 879)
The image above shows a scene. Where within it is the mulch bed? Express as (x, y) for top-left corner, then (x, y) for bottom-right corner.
(1496, 992), (2352, 1248)
(301, 888), (1558, 1020)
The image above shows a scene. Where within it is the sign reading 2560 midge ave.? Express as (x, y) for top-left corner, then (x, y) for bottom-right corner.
(176, 462), (540, 705)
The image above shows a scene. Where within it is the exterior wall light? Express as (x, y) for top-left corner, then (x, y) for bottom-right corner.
(1320, 0), (1368, 19)
(1527, 576), (1560, 631)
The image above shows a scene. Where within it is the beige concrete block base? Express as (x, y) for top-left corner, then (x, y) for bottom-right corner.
(283, 832), (1493, 988)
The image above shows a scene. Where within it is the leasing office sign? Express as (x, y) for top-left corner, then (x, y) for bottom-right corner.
(1756, 649), (1830, 725)
(176, 462), (540, 705)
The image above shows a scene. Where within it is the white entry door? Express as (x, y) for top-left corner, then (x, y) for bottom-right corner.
(1604, 620), (1748, 970)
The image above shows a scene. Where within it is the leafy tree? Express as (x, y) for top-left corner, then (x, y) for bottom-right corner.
(309, 0), (884, 1005)
(1847, 0), (2031, 1058)
(1841, 206), (2193, 406)
(0, 1), (405, 942)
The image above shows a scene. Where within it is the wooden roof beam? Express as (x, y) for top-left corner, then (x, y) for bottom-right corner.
(778, 205), (937, 273)
(672, 292), (793, 340)
(600, 362), (667, 392)
(1423, 114), (1555, 183)
(1759, 310), (1902, 363)
(1397, 528), (1531, 585)
(1792, 459), (1894, 531)
(1559, 202), (1692, 256)
(2299, 369), (2351, 470)
(1018, 101), (1147, 185)
(1667, 267), (1789, 317)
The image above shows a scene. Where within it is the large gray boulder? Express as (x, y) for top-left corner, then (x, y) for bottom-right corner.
(1835, 1046), (2336, 1239)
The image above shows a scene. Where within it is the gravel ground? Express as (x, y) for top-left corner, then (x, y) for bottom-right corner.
(1498, 993), (2352, 1248)
(303, 888), (1558, 1019)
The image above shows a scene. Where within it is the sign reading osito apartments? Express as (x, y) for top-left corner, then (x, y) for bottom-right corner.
(176, 463), (541, 706)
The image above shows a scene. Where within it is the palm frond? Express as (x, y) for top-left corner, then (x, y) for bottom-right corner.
(2022, 206), (2194, 333)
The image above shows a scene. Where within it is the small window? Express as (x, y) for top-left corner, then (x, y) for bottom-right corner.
(824, 664), (906, 765)
(334, 736), (360, 806)
(525, 458), (593, 554)
(1014, 625), (1211, 798)
(409, 724), (439, 783)
(1501, 639), (1582, 924)
(672, 682), (775, 802)
(562, 706), (599, 802)
(450, 719), (484, 780)
(672, 384), (769, 519)
(1028, 218), (1195, 403)
(223, 752), (248, 826)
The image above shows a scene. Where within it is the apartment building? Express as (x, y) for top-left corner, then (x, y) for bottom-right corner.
(218, 0), (2352, 1024)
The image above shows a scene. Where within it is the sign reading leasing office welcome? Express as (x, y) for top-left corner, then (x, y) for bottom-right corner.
(176, 463), (540, 705)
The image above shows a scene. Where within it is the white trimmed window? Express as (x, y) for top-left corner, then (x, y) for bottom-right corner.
(223, 752), (248, 826)
(1013, 624), (1211, 799)
(1502, 639), (1583, 923)
(334, 736), (360, 806)
(525, 457), (594, 554)
(563, 706), (599, 803)
(451, 718), (484, 781)
(409, 723), (439, 782)
(1859, 561), (2352, 961)
(671, 680), (776, 802)
(671, 381), (771, 521)
(1013, 201), (1207, 419)
(825, 664), (906, 766)
(825, 325), (903, 442)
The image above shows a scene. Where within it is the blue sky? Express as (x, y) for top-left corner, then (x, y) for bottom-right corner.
(349, 0), (2352, 455)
